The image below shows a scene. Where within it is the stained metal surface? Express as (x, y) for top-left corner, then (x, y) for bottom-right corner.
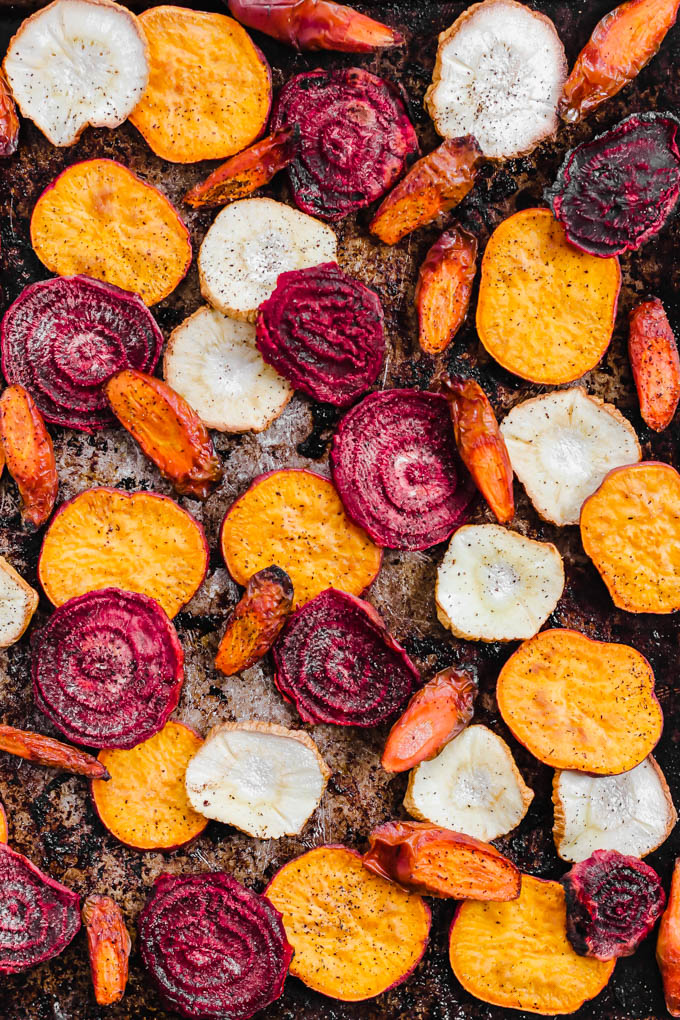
(0, 1), (679, 1017)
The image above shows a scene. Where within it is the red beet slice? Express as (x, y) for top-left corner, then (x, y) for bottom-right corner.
(256, 262), (385, 407)
(562, 849), (666, 961)
(0, 843), (80, 974)
(330, 389), (475, 549)
(273, 588), (420, 726)
(270, 67), (418, 221)
(33, 588), (184, 749)
(1, 275), (163, 432)
(139, 872), (292, 1020)
(548, 112), (680, 257)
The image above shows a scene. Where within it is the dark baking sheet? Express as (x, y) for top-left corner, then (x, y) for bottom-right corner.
(1, 1), (679, 1017)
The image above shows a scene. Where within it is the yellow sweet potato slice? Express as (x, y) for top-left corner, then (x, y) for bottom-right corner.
(38, 487), (208, 619)
(265, 845), (429, 1001)
(449, 875), (615, 1014)
(581, 461), (680, 613)
(497, 628), (662, 774)
(476, 208), (621, 384)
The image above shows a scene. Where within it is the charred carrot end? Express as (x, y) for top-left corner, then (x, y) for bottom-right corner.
(215, 566), (294, 676)
(416, 227), (477, 355)
(0, 384), (57, 529)
(228, 0), (403, 52)
(657, 858), (680, 1016)
(82, 895), (131, 1006)
(0, 724), (109, 780)
(184, 127), (299, 208)
(0, 800), (7, 843)
(0, 72), (19, 157)
(629, 298), (680, 431)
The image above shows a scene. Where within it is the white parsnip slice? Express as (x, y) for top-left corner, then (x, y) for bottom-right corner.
(0, 556), (38, 648)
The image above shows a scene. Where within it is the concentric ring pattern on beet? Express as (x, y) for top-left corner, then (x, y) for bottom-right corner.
(33, 588), (184, 749)
(138, 872), (293, 1020)
(331, 389), (476, 549)
(271, 67), (418, 221)
(1, 275), (164, 432)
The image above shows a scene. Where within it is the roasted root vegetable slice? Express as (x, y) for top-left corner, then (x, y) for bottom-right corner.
(271, 67), (418, 221)
(0, 384), (57, 529)
(449, 875), (615, 1014)
(105, 369), (222, 500)
(364, 821), (520, 900)
(184, 127), (299, 208)
(476, 208), (621, 385)
(3, 0), (148, 147)
(215, 566), (293, 676)
(404, 725), (533, 841)
(0, 800), (7, 843)
(436, 525), (564, 642)
(139, 872), (292, 1020)
(82, 895), (131, 1006)
(266, 845), (429, 1001)
(221, 469), (381, 606)
(228, 0), (404, 51)
(184, 721), (329, 838)
(426, 0), (566, 159)
(657, 857), (680, 1017)
(274, 589), (419, 726)
(0, 556), (38, 648)
(198, 197), (337, 322)
(500, 388), (641, 527)
(92, 721), (207, 851)
(30, 159), (191, 306)
(0, 72), (19, 156)
(0, 843), (81, 973)
(497, 629), (663, 774)
(0, 724), (108, 780)
(416, 227), (477, 355)
(130, 6), (271, 163)
(629, 298), (680, 431)
(580, 462), (680, 613)
(39, 487), (208, 619)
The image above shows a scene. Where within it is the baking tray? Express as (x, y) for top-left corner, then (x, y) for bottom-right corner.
(0, 1), (679, 1017)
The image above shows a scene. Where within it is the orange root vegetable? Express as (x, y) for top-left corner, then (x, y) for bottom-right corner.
(364, 821), (520, 900)
(215, 566), (294, 676)
(105, 369), (222, 500)
(184, 126), (299, 208)
(39, 487), (208, 619)
(560, 0), (680, 123)
(370, 137), (483, 245)
(476, 208), (621, 385)
(0, 800), (8, 843)
(0, 71), (19, 157)
(0, 724), (109, 780)
(82, 895), (131, 1006)
(130, 7), (271, 163)
(228, 0), (404, 51)
(92, 721), (207, 851)
(381, 666), (477, 773)
(581, 462), (680, 613)
(416, 227), (477, 355)
(0, 385), (57, 529)
(657, 858), (680, 1016)
(30, 159), (191, 306)
(266, 845), (430, 1001)
(629, 298), (680, 431)
(220, 469), (381, 606)
(449, 875), (615, 1014)
(497, 628), (663, 774)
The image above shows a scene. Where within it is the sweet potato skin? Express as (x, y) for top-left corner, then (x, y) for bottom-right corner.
(0, 724), (109, 780)
(82, 895), (131, 1006)
(416, 227), (477, 355)
(215, 566), (293, 676)
(184, 126), (298, 208)
(629, 298), (680, 431)
(0, 71), (19, 157)
(0, 384), (58, 528)
(228, 0), (404, 51)
(658, 858), (680, 1016)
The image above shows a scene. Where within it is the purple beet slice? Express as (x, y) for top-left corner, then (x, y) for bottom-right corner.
(139, 872), (292, 1020)
(270, 67), (418, 221)
(273, 588), (420, 726)
(330, 389), (475, 549)
(33, 588), (184, 749)
(562, 849), (666, 961)
(256, 262), (385, 407)
(1, 275), (163, 432)
(0, 842), (80, 974)
(548, 112), (680, 257)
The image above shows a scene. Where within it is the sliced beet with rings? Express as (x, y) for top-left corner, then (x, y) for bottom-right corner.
(271, 67), (418, 221)
(1, 275), (163, 432)
(256, 262), (385, 406)
(331, 389), (475, 549)
(273, 588), (420, 726)
(139, 872), (292, 1020)
(33, 588), (184, 749)
(548, 112), (680, 257)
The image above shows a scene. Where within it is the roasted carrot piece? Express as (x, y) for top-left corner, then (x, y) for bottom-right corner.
(228, 0), (403, 51)
(82, 895), (131, 1006)
(0, 799), (7, 843)
(184, 127), (299, 208)
(658, 858), (680, 1016)
(0, 724), (109, 780)
(0, 384), (57, 529)
(215, 566), (294, 676)
(415, 227), (477, 356)
(0, 71), (19, 157)
(629, 298), (680, 431)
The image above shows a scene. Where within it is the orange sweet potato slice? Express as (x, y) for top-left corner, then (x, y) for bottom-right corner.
(265, 845), (430, 1001)
(581, 461), (680, 613)
(82, 894), (131, 1006)
(130, 7), (271, 164)
(0, 800), (7, 843)
(38, 487), (208, 619)
(220, 469), (381, 606)
(497, 628), (663, 774)
(0, 384), (58, 529)
(30, 159), (191, 306)
(476, 208), (621, 384)
(449, 875), (615, 1014)
(215, 566), (294, 676)
(184, 126), (299, 208)
(92, 720), (207, 851)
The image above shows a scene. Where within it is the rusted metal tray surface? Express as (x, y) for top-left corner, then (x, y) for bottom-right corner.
(0, 1), (679, 1017)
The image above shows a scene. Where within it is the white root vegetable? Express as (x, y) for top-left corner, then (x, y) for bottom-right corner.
(0, 556), (38, 648)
